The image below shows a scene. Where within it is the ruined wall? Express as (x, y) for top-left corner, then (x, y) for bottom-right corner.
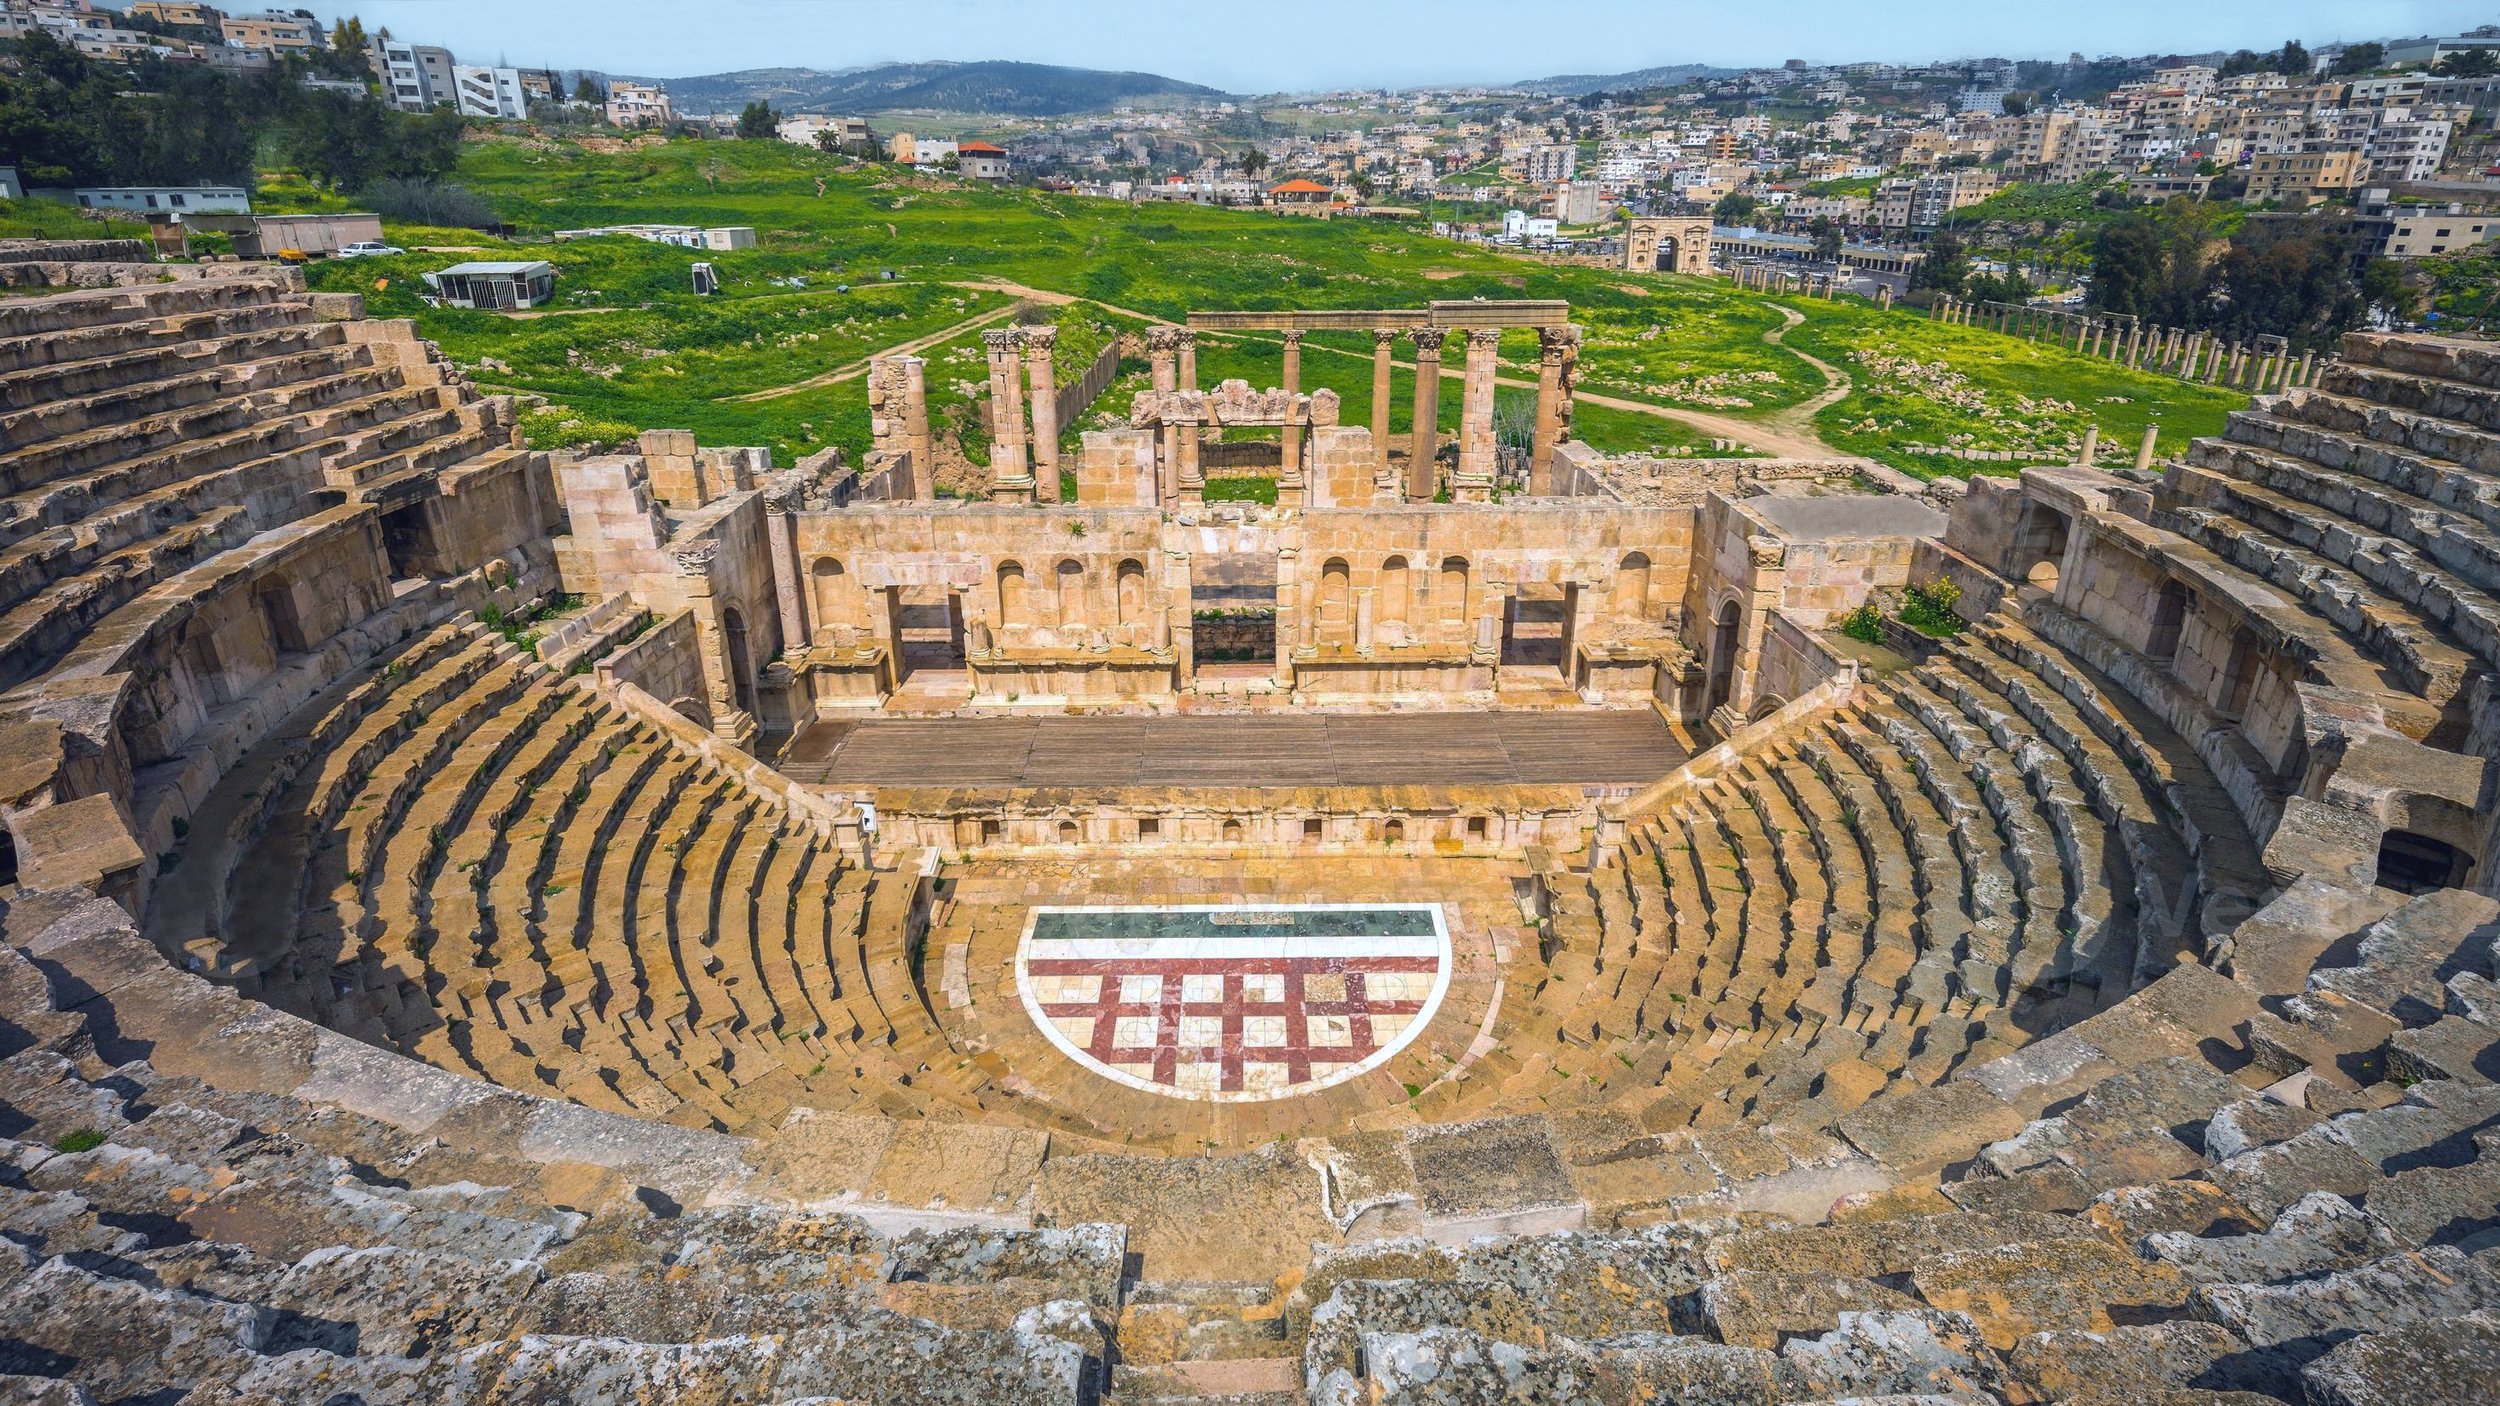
(598, 608), (712, 728)
(1752, 609), (1855, 709)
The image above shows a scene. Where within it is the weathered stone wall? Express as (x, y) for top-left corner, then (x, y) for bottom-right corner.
(598, 607), (713, 728)
(1752, 608), (1854, 709)
(875, 782), (1607, 860)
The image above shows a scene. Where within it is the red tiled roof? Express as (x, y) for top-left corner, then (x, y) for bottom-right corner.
(1270, 179), (1333, 194)
(958, 140), (1007, 155)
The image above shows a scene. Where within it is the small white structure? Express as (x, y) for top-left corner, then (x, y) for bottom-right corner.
(73, 186), (251, 215)
(552, 224), (754, 251)
(424, 260), (556, 310)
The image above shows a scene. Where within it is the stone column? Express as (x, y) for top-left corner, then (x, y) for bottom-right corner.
(1370, 328), (1396, 479)
(1273, 547), (1299, 688)
(1022, 326), (1061, 504)
(1280, 328), (1303, 398)
(2078, 426), (2098, 467)
(983, 328), (1033, 502)
(1454, 327), (1501, 502)
(1279, 411), (1304, 508)
(1148, 327), (1178, 394)
(903, 355), (934, 501)
(1158, 422), (1181, 506)
(1529, 326), (1574, 496)
(764, 491), (809, 651)
(1407, 328), (1446, 501)
(2136, 424), (2160, 471)
(2296, 349), (2314, 387)
(1176, 329), (1198, 392)
(1177, 420), (1203, 504)
(2124, 322), (2143, 366)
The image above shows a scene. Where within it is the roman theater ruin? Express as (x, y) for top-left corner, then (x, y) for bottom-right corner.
(0, 240), (2496, 1402)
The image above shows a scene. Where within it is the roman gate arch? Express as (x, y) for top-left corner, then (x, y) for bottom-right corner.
(1624, 217), (1713, 276)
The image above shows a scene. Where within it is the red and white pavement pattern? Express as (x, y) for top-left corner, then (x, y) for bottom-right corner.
(1015, 905), (1452, 1103)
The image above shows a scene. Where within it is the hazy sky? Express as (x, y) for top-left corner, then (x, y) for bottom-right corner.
(332, 1), (2490, 92)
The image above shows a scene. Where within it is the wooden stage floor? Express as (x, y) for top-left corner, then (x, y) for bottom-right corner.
(778, 711), (1687, 789)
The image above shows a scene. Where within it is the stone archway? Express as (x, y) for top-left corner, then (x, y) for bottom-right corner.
(1706, 598), (1743, 715)
(720, 605), (757, 717)
(1624, 217), (1713, 275)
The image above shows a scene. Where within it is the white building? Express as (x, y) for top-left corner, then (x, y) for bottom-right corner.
(452, 66), (528, 120)
(1501, 209), (1559, 240)
(2362, 111), (2455, 183)
(777, 114), (873, 150)
(73, 186), (252, 215)
(606, 81), (674, 129)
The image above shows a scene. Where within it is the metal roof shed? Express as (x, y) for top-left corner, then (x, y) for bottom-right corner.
(424, 260), (557, 310)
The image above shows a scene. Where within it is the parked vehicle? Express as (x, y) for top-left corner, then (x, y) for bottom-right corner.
(336, 242), (407, 258)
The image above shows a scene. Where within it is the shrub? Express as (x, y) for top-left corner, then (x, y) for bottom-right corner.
(1900, 576), (1966, 637)
(1838, 601), (1886, 645)
(359, 177), (500, 231)
(53, 1128), (106, 1154)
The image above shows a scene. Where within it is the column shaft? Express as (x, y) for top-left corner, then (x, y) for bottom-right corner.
(1455, 327), (1500, 501)
(1370, 329), (1396, 478)
(1023, 327), (1061, 504)
(1407, 329), (1445, 501)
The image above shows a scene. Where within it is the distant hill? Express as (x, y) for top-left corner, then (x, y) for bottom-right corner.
(655, 61), (1227, 116)
(1515, 63), (1736, 96)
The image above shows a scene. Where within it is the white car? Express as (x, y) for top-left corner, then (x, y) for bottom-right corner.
(335, 242), (406, 258)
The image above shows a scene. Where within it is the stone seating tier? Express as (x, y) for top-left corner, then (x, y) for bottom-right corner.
(6, 859), (2498, 1403)
(2, 264), (2498, 1401)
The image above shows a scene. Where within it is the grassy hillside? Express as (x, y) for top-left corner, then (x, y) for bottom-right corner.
(294, 133), (2248, 475)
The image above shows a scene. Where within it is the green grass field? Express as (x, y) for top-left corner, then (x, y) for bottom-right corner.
(281, 133), (2247, 475)
(1778, 299), (2246, 474)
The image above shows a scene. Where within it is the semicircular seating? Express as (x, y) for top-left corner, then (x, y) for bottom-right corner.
(2, 252), (2497, 1403)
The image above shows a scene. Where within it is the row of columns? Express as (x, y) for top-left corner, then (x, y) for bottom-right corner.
(1931, 296), (2322, 394)
(981, 325), (1065, 505)
(1726, 262), (1881, 304)
(1148, 320), (1582, 505)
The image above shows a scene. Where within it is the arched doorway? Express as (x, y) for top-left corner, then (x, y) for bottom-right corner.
(720, 606), (757, 717)
(1437, 557), (1470, 640)
(810, 557), (847, 640)
(2148, 580), (2190, 662)
(2376, 829), (2476, 895)
(1116, 559), (1147, 631)
(1055, 559), (1087, 632)
(1319, 558), (1351, 646)
(1380, 556), (1410, 631)
(1612, 552), (1652, 619)
(996, 561), (1028, 630)
(1705, 599), (1742, 715)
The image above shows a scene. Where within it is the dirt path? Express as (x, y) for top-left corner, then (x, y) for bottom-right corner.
(1289, 326), (1855, 460)
(724, 278), (1176, 405)
(722, 301), (1023, 403)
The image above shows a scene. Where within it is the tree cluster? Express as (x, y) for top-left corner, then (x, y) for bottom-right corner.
(2088, 200), (2421, 351)
(0, 29), (461, 192)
